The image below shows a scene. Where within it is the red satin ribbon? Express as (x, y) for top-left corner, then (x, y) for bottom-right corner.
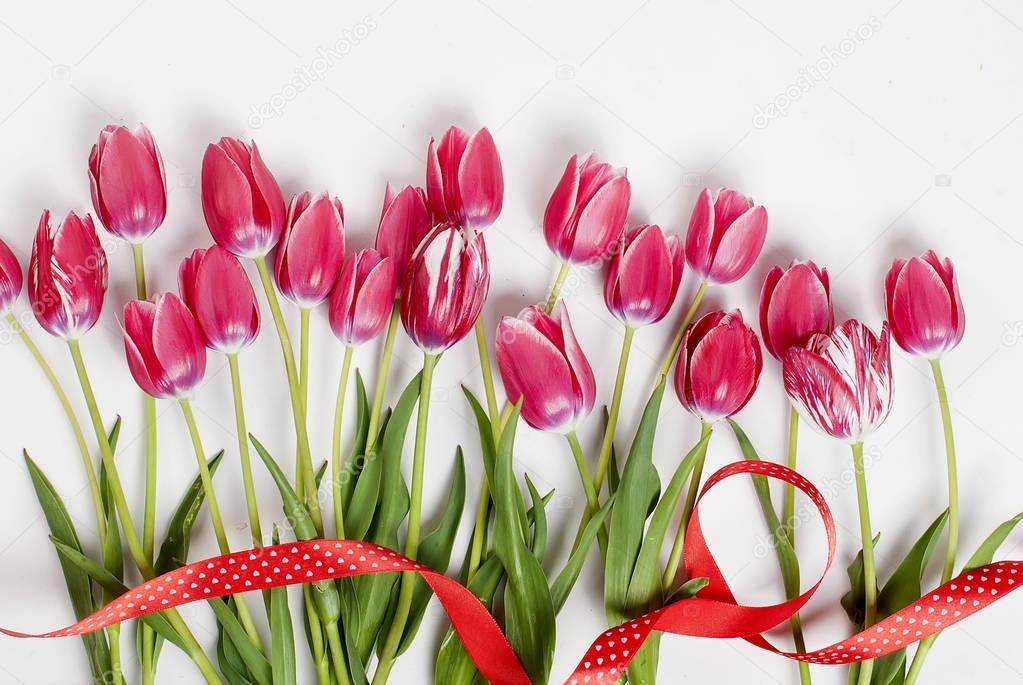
(3, 460), (1020, 685)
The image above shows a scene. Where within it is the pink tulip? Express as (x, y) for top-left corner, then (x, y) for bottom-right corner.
(28, 210), (107, 339)
(179, 246), (260, 354)
(674, 310), (762, 422)
(274, 192), (345, 308)
(0, 239), (23, 315)
(400, 222), (489, 354)
(783, 319), (893, 442)
(759, 260), (834, 360)
(375, 183), (432, 274)
(201, 137), (286, 257)
(885, 250), (964, 358)
(88, 124), (166, 243)
(426, 126), (503, 229)
(496, 302), (596, 433)
(544, 153), (631, 265)
(328, 249), (399, 346)
(684, 187), (768, 284)
(604, 224), (684, 327)
(122, 293), (207, 399)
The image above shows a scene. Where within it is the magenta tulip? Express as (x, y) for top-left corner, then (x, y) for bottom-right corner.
(88, 124), (166, 243)
(201, 137), (286, 257)
(674, 310), (762, 422)
(684, 187), (768, 284)
(0, 239), (23, 315)
(885, 250), (964, 358)
(375, 183), (432, 274)
(274, 192), (345, 308)
(604, 224), (684, 327)
(28, 210), (107, 339)
(179, 246), (260, 354)
(544, 153), (631, 265)
(328, 249), (399, 346)
(123, 293), (207, 399)
(426, 126), (503, 229)
(496, 301), (596, 433)
(760, 260), (834, 360)
(400, 222), (489, 354)
(783, 319), (893, 442)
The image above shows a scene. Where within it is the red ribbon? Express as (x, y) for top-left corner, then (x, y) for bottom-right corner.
(4, 460), (1020, 685)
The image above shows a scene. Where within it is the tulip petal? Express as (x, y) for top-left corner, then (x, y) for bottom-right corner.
(95, 126), (166, 240)
(543, 155), (581, 254)
(496, 316), (579, 432)
(457, 128), (503, 228)
(152, 294), (206, 397)
(706, 205), (767, 284)
(763, 262), (832, 358)
(565, 175), (630, 264)
(686, 316), (761, 421)
(194, 246), (260, 352)
(202, 144), (255, 251)
(684, 188), (715, 278)
(783, 347), (859, 441)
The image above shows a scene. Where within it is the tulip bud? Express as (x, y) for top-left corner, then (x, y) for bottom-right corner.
(328, 249), (399, 346)
(201, 138), (286, 257)
(375, 183), (431, 275)
(782, 320), (893, 443)
(685, 187), (768, 284)
(28, 210), (108, 339)
(274, 192), (346, 308)
(496, 302), (596, 433)
(759, 260), (834, 359)
(400, 222), (489, 354)
(179, 246), (260, 354)
(0, 239), (23, 315)
(88, 124), (166, 243)
(426, 126), (503, 229)
(544, 153), (630, 265)
(674, 310), (762, 422)
(885, 250), (964, 358)
(123, 293), (207, 399)
(604, 225), (683, 328)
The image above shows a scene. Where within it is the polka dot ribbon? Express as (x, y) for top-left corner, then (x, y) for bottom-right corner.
(2, 460), (1019, 685)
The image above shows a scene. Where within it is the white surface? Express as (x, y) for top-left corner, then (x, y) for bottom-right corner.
(0, 0), (1021, 683)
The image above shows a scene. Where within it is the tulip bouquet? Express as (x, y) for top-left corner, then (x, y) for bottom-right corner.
(0, 116), (1016, 685)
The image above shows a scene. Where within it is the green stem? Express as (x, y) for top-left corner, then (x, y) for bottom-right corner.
(131, 244), (159, 561)
(141, 627), (155, 685)
(9, 315), (105, 542)
(304, 586), (331, 685)
(467, 317), (501, 581)
(366, 300), (400, 454)
(372, 352), (438, 685)
(663, 421), (713, 590)
(905, 359), (960, 685)
(228, 354), (262, 546)
(253, 255), (322, 533)
(331, 345), (355, 537)
(297, 307), (311, 497)
(566, 431), (608, 557)
(67, 339), (220, 683)
(545, 262), (571, 313)
(593, 326), (634, 493)
(324, 622), (352, 685)
(852, 441), (877, 685)
(108, 623), (124, 685)
(654, 281), (709, 383)
(784, 408), (812, 685)
(179, 399), (264, 653)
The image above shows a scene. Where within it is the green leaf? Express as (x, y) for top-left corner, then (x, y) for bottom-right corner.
(841, 533), (881, 627)
(270, 526), (296, 685)
(964, 512), (1023, 571)
(155, 452), (225, 575)
(525, 476), (549, 562)
(217, 622), (255, 685)
(209, 597), (272, 685)
(396, 448), (467, 655)
(337, 372), (370, 511)
(345, 437), (383, 541)
(461, 386), (496, 486)
(551, 494), (615, 613)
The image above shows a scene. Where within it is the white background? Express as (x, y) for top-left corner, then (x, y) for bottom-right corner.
(0, 0), (1020, 683)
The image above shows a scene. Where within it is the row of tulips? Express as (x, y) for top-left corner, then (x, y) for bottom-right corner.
(0, 117), (991, 685)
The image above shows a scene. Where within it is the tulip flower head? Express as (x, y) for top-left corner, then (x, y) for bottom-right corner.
(426, 126), (503, 229)
(604, 224), (684, 328)
(375, 183), (431, 275)
(201, 137), (286, 257)
(684, 187), (768, 284)
(674, 310), (762, 422)
(123, 293), (207, 399)
(783, 319), (893, 443)
(328, 249), (399, 346)
(496, 302), (596, 433)
(885, 250), (964, 358)
(179, 246), (260, 354)
(544, 153), (631, 265)
(88, 123), (167, 243)
(0, 239), (23, 315)
(759, 259), (834, 359)
(400, 222), (490, 354)
(274, 192), (346, 308)
(28, 210), (108, 339)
